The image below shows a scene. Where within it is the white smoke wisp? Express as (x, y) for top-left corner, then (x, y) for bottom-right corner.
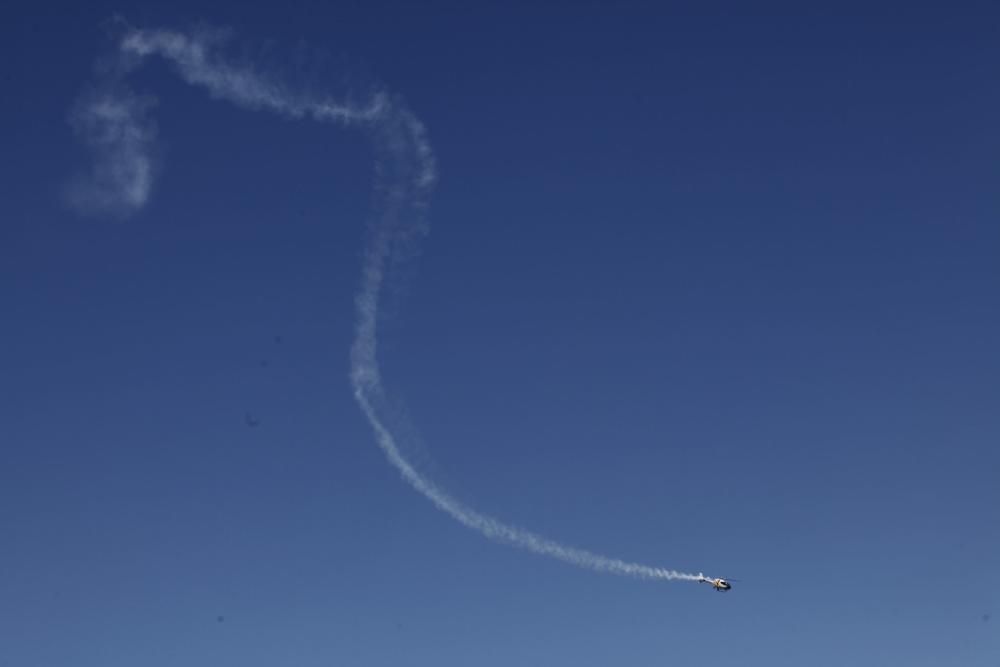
(66, 85), (158, 218)
(70, 24), (700, 584)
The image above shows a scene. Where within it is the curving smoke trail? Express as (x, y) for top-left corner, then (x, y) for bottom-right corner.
(69, 24), (700, 583)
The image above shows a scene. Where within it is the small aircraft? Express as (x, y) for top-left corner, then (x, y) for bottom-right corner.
(245, 412), (260, 428)
(697, 573), (733, 591)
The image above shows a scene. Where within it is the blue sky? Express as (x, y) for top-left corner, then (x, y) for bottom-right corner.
(1, 2), (998, 665)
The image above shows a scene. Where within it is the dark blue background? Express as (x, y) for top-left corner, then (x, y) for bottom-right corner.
(2, 2), (998, 665)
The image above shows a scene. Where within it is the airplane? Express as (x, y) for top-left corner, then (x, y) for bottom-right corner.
(245, 412), (260, 428)
(697, 573), (733, 591)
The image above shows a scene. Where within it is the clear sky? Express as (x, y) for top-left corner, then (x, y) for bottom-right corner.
(2, 2), (998, 665)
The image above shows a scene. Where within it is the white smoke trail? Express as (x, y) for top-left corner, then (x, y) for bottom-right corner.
(65, 84), (158, 218)
(70, 24), (700, 583)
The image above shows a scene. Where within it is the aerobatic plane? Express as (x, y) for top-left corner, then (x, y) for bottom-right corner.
(697, 573), (733, 591)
